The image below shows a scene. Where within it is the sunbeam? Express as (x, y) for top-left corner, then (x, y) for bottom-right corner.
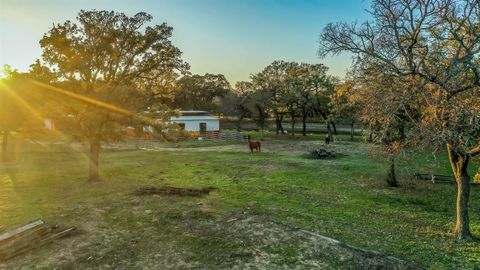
(0, 81), (90, 162)
(30, 80), (135, 116)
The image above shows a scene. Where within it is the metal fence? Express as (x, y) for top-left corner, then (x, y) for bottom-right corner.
(193, 130), (247, 141)
(103, 130), (248, 151)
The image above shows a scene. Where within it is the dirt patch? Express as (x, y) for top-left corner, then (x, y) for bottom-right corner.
(134, 186), (217, 197)
(192, 214), (424, 269)
(1, 200), (423, 270)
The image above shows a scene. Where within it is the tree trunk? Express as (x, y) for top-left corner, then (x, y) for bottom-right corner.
(327, 122), (333, 143)
(386, 155), (398, 187)
(331, 121), (337, 135)
(399, 120), (406, 141)
(447, 144), (472, 240)
(279, 115), (285, 134)
(275, 114), (282, 135)
(236, 114), (244, 132)
(290, 113), (295, 136)
(350, 120), (355, 141)
(302, 110), (307, 136)
(89, 138), (101, 182)
(1, 131), (8, 154)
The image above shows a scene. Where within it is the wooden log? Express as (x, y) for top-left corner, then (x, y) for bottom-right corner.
(0, 224), (50, 248)
(0, 226), (76, 261)
(0, 225), (50, 260)
(39, 226), (76, 245)
(0, 219), (45, 244)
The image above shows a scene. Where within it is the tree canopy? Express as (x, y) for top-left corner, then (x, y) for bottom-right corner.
(38, 10), (188, 181)
(319, 0), (480, 240)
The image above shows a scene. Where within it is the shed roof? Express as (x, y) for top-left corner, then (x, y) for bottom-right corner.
(170, 115), (219, 121)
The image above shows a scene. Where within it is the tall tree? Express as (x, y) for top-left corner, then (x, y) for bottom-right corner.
(319, 0), (480, 239)
(331, 80), (360, 141)
(0, 67), (29, 157)
(302, 63), (334, 136)
(0, 65), (52, 158)
(349, 59), (422, 187)
(251, 61), (285, 134)
(174, 73), (231, 111)
(230, 81), (254, 131)
(246, 88), (271, 138)
(39, 10), (188, 181)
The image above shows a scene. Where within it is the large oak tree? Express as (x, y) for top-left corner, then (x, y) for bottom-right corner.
(39, 10), (188, 181)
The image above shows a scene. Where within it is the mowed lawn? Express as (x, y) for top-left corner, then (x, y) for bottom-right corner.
(0, 135), (479, 269)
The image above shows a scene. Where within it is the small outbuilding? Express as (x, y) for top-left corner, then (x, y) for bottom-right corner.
(170, 110), (220, 134)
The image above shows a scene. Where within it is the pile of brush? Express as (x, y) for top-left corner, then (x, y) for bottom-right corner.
(309, 148), (337, 159)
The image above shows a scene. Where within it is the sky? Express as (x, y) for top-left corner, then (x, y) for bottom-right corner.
(0, 0), (372, 84)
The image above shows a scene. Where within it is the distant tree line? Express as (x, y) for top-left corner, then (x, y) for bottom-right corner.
(223, 61), (338, 137)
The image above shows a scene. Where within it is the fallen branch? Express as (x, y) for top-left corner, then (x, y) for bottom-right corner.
(134, 186), (217, 197)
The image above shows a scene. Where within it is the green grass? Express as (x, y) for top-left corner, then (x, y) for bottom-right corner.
(1, 135), (479, 269)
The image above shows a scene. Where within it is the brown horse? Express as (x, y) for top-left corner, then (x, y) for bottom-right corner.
(247, 135), (261, 153)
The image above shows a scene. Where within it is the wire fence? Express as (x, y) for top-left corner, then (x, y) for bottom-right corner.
(1, 130), (249, 154)
(193, 131), (248, 141)
(105, 130), (248, 151)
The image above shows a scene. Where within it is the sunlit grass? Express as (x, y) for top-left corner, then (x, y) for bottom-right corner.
(0, 136), (479, 268)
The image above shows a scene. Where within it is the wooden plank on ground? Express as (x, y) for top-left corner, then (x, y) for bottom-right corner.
(0, 227), (77, 261)
(0, 219), (44, 243)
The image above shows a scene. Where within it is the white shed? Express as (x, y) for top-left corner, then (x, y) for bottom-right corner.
(170, 111), (220, 133)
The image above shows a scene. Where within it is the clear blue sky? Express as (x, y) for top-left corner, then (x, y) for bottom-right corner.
(0, 0), (372, 84)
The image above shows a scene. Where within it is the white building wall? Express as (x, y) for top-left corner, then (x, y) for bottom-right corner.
(172, 119), (220, 132)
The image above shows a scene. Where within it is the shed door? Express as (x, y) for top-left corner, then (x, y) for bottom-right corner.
(199, 122), (207, 133)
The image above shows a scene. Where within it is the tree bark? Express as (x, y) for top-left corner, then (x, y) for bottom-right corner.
(386, 155), (398, 187)
(447, 144), (472, 240)
(89, 137), (101, 182)
(327, 122), (333, 143)
(350, 120), (355, 141)
(290, 113), (295, 136)
(302, 110), (307, 136)
(275, 114), (283, 135)
(279, 115), (284, 134)
(331, 121), (337, 135)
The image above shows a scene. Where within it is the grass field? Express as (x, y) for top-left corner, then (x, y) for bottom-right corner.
(1, 133), (479, 269)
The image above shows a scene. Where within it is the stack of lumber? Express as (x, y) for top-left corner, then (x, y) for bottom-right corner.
(0, 219), (76, 261)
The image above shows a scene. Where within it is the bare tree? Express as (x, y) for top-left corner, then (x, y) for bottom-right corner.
(319, 0), (480, 240)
